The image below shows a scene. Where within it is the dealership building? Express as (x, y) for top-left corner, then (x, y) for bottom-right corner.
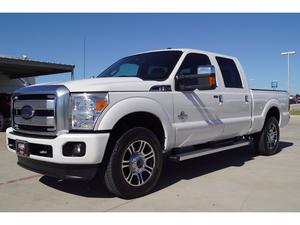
(0, 55), (74, 130)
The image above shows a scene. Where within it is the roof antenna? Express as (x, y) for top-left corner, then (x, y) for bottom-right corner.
(83, 36), (86, 79)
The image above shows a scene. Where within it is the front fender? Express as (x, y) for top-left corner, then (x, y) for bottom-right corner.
(94, 97), (175, 150)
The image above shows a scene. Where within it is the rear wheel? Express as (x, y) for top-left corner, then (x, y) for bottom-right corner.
(104, 127), (163, 199)
(253, 116), (280, 156)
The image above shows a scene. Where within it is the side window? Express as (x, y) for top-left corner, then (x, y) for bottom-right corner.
(216, 57), (243, 88)
(178, 53), (211, 75)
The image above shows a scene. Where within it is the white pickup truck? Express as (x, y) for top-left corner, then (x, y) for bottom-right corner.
(6, 49), (290, 198)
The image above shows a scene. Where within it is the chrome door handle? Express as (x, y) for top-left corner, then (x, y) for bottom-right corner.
(213, 95), (223, 103)
(245, 95), (249, 103)
(219, 95), (223, 103)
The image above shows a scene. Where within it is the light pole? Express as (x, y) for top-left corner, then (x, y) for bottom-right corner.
(281, 51), (296, 95)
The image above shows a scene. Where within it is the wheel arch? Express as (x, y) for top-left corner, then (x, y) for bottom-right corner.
(108, 111), (166, 147)
(95, 97), (175, 151)
(265, 106), (280, 123)
(262, 99), (281, 126)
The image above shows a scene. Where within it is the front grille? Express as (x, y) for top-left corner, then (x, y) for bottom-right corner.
(12, 85), (69, 136)
(13, 94), (56, 134)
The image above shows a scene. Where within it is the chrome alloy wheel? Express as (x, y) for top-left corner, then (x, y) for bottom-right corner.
(266, 122), (278, 150)
(122, 140), (156, 187)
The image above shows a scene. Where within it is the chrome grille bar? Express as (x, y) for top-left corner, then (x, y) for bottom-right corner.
(14, 116), (55, 127)
(14, 99), (55, 110)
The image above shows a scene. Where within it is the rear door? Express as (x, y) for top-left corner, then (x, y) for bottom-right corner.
(214, 57), (252, 139)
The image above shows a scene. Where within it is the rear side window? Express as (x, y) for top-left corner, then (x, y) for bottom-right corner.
(216, 57), (243, 88)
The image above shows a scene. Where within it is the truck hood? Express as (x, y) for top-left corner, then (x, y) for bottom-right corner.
(35, 77), (162, 92)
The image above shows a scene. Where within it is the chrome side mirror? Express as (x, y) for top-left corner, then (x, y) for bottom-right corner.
(176, 65), (217, 91)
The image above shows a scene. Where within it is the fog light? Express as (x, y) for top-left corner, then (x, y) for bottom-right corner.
(72, 143), (85, 156)
(63, 142), (86, 157)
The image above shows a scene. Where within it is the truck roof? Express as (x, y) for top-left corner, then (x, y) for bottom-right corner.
(134, 48), (236, 59)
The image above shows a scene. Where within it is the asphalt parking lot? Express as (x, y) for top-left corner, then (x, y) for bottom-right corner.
(0, 117), (300, 212)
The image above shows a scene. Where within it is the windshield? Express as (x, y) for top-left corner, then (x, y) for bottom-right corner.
(97, 51), (182, 81)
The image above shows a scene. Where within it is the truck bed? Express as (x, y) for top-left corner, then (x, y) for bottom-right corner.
(249, 89), (290, 134)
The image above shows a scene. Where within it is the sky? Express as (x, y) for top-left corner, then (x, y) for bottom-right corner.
(0, 13), (299, 94)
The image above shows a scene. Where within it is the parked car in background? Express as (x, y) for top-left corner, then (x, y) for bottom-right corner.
(289, 96), (297, 104)
(289, 96), (300, 104)
(0, 93), (11, 131)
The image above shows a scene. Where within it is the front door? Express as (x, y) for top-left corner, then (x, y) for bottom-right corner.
(173, 53), (224, 147)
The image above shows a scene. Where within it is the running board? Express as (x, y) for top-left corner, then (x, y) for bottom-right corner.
(169, 140), (251, 162)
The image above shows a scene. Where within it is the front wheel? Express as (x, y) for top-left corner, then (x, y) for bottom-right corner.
(253, 116), (280, 156)
(104, 127), (163, 199)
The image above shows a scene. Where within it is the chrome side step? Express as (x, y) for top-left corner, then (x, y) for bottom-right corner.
(169, 140), (251, 162)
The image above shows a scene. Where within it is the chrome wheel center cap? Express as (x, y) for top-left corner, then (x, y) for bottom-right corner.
(129, 153), (145, 173)
(268, 130), (275, 141)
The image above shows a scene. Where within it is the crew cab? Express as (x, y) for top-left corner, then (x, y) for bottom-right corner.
(6, 49), (290, 199)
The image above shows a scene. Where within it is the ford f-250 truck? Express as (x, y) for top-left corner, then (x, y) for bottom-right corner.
(6, 49), (290, 199)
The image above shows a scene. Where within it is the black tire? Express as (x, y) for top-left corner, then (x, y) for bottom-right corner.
(0, 113), (4, 132)
(253, 116), (280, 156)
(104, 127), (163, 199)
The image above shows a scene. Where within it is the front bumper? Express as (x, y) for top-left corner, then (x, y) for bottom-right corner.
(17, 156), (98, 180)
(6, 127), (110, 179)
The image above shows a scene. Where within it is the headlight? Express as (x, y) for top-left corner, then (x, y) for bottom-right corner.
(70, 93), (109, 130)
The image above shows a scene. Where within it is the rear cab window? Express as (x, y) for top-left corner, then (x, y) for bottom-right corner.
(216, 56), (243, 88)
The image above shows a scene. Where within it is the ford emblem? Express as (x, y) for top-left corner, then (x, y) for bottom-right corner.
(21, 105), (35, 120)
